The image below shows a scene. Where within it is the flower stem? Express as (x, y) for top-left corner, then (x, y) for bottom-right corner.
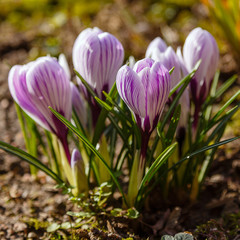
(60, 136), (71, 163)
(139, 132), (150, 169)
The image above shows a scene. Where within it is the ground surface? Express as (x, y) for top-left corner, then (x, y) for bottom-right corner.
(0, 1), (240, 239)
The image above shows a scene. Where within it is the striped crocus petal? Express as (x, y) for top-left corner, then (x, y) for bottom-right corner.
(183, 27), (219, 103)
(72, 27), (124, 99)
(8, 64), (51, 131)
(116, 58), (170, 133)
(71, 82), (87, 127)
(9, 56), (72, 141)
(26, 57), (72, 139)
(148, 46), (182, 89)
(145, 37), (167, 58)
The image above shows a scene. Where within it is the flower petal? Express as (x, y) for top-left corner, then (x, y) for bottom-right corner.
(116, 65), (145, 118)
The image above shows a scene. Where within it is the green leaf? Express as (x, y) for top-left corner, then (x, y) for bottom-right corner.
(165, 105), (181, 146)
(161, 236), (174, 240)
(169, 66), (175, 75)
(47, 223), (60, 232)
(127, 208), (139, 219)
(159, 61), (200, 134)
(0, 141), (65, 184)
(67, 211), (94, 218)
(174, 232), (194, 240)
(209, 90), (240, 126)
(161, 232), (194, 240)
(204, 74), (237, 108)
(172, 136), (240, 171)
(60, 222), (72, 229)
(136, 142), (178, 205)
(49, 107), (128, 207)
(169, 60), (200, 97)
(74, 70), (97, 98)
(206, 102), (240, 145)
(94, 96), (113, 111)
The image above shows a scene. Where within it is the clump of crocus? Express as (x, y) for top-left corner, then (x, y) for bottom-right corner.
(8, 56), (72, 161)
(72, 27), (124, 125)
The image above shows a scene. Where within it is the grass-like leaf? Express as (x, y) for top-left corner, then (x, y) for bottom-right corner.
(136, 142), (178, 206)
(0, 141), (64, 184)
(169, 60), (200, 97)
(172, 136), (240, 172)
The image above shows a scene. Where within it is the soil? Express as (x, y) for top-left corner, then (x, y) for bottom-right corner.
(0, 2), (240, 239)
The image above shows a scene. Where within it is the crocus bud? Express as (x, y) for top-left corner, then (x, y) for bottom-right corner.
(116, 58), (171, 134)
(71, 149), (88, 195)
(58, 53), (71, 79)
(70, 82), (87, 128)
(146, 45), (182, 89)
(145, 37), (167, 58)
(182, 27), (219, 105)
(8, 56), (72, 160)
(72, 27), (124, 99)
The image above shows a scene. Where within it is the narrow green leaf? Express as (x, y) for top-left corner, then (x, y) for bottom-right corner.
(210, 90), (240, 124)
(215, 74), (237, 98)
(0, 141), (64, 184)
(159, 74), (191, 133)
(94, 96), (113, 111)
(74, 70), (97, 98)
(169, 66), (175, 75)
(49, 107), (128, 207)
(171, 136), (240, 172)
(136, 142), (178, 205)
(165, 105), (181, 146)
(169, 60), (201, 97)
(206, 102), (240, 144)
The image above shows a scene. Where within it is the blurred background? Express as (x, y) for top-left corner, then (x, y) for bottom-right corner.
(0, 0), (239, 68)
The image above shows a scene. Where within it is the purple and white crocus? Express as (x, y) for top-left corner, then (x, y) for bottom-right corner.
(146, 42), (182, 89)
(182, 27), (219, 107)
(180, 27), (219, 129)
(8, 56), (72, 161)
(116, 58), (170, 163)
(72, 27), (124, 125)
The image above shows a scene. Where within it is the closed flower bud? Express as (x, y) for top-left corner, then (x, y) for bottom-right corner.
(72, 27), (124, 99)
(182, 27), (219, 105)
(116, 58), (171, 134)
(146, 37), (167, 58)
(71, 149), (88, 195)
(8, 56), (72, 160)
(147, 44), (182, 89)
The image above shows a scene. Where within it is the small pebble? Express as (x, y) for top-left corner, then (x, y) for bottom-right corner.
(13, 222), (27, 232)
(28, 232), (37, 238)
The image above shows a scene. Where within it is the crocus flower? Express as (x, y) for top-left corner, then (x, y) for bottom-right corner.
(146, 45), (182, 89)
(116, 58), (170, 135)
(72, 27), (124, 99)
(8, 56), (72, 161)
(145, 37), (167, 58)
(182, 27), (219, 106)
(117, 58), (170, 205)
